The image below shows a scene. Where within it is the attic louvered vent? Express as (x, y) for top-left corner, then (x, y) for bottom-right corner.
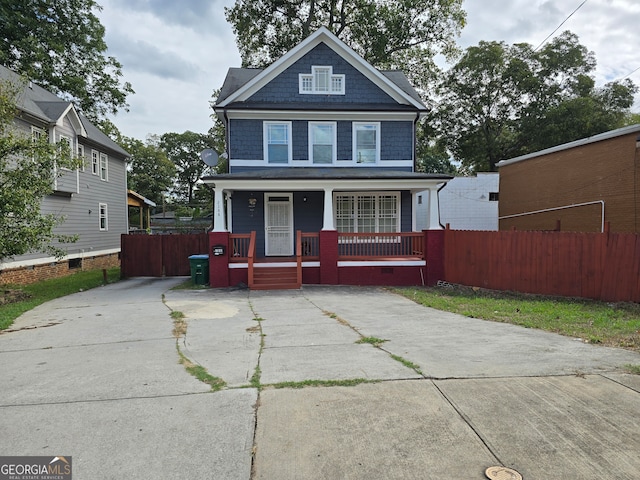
(299, 66), (345, 95)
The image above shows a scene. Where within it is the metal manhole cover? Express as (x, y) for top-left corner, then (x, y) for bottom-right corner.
(485, 466), (523, 480)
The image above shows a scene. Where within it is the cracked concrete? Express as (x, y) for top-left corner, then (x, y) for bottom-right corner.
(2, 279), (640, 479)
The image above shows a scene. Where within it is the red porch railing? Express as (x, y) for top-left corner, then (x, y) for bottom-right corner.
(230, 231), (424, 262)
(247, 231), (256, 286)
(229, 233), (251, 262)
(338, 232), (424, 260)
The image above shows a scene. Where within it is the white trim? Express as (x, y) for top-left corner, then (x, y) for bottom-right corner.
(99, 202), (108, 231)
(352, 122), (380, 164)
(263, 121), (292, 164)
(309, 121), (337, 164)
(99, 152), (108, 181)
(338, 260), (426, 267)
(91, 150), (99, 175)
(229, 159), (413, 168)
(0, 248), (121, 270)
(229, 261), (321, 269)
(224, 109), (417, 121)
(216, 27), (426, 109)
(264, 193), (294, 256)
(299, 66), (345, 95)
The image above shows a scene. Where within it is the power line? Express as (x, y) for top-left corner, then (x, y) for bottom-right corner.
(533, 0), (588, 52)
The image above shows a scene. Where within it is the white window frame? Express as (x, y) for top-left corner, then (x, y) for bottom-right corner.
(91, 150), (99, 175)
(263, 121), (292, 164)
(352, 122), (380, 164)
(99, 153), (108, 181)
(309, 121), (337, 165)
(99, 203), (108, 231)
(334, 192), (401, 234)
(299, 66), (345, 95)
(77, 144), (85, 171)
(57, 134), (73, 170)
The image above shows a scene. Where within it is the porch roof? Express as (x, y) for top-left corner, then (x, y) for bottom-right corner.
(202, 168), (451, 192)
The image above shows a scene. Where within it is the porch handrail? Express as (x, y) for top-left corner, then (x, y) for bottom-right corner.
(338, 232), (424, 259)
(296, 230), (302, 286)
(247, 231), (256, 287)
(229, 233), (251, 262)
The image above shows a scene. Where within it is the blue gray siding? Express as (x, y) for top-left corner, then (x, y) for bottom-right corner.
(248, 44), (397, 105)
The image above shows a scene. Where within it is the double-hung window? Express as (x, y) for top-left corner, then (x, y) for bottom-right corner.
(91, 150), (99, 175)
(99, 203), (108, 231)
(264, 122), (291, 164)
(299, 66), (345, 95)
(309, 122), (336, 164)
(353, 123), (380, 164)
(77, 144), (85, 171)
(99, 153), (108, 181)
(335, 192), (400, 233)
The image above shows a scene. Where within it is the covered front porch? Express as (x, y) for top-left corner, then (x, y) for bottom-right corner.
(203, 169), (450, 289)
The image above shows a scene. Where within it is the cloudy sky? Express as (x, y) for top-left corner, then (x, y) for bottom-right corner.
(97, 0), (640, 140)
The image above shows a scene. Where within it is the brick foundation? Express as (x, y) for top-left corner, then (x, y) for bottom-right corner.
(0, 253), (120, 286)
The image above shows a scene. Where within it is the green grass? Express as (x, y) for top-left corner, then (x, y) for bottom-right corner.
(269, 378), (376, 389)
(624, 364), (640, 375)
(390, 354), (423, 375)
(356, 336), (388, 347)
(0, 267), (121, 330)
(176, 347), (226, 391)
(396, 285), (640, 353)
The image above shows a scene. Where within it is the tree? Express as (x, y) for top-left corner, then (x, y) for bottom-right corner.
(434, 31), (637, 172)
(120, 135), (176, 206)
(225, 0), (466, 91)
(0, 79), (80, 260)
(160, 131), (219, 205)
(0, 0), (134, 121)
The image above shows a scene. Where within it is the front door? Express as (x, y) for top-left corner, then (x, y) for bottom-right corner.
(265, 193), (293, 256)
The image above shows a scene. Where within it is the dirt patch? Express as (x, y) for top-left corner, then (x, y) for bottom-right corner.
(0, 288), (31, 306)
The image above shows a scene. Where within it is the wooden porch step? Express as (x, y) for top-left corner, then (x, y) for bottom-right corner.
(251, 266), (301, 290)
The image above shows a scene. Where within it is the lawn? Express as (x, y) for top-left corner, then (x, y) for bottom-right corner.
(395, 284), (640, 353)
(0, 268), (121, 330)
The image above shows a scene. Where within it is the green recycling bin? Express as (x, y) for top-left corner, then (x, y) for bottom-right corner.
(188, 254), (209, 285)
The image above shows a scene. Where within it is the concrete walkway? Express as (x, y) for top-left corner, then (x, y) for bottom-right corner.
(2, 278), (640, 479)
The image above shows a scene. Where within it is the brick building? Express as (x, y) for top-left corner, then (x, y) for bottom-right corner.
(497, 124), (640, 233)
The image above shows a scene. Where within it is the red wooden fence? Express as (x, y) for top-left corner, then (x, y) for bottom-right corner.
(443, 228), (640, 302)
(121, 234), (209, 277)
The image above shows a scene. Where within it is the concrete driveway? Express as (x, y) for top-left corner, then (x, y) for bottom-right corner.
(1, 278), (639, 479)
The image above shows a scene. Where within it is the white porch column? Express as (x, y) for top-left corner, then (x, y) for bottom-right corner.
(212, 188), (227, 232)
(225, 191), (233, 232)
(322, 187), (335, 230)
(427, 187), (443, 230)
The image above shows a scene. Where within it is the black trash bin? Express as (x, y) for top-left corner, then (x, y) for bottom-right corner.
(188, 254), (209, 285)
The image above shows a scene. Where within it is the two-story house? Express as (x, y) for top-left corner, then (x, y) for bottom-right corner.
(206, 28), (451, 289)
(0, 65), (129, 284)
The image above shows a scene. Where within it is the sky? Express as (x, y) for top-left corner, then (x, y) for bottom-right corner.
(97, 0), (640, 141)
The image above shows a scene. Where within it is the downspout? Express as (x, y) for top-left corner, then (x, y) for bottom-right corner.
(223, 108), (230, 173)
(412, 112), (420, 171)
(437, 181), (448, 229)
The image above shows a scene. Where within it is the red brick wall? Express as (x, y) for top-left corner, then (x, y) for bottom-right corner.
(0, 253), (120, 286)
(499, 132), (640, 233)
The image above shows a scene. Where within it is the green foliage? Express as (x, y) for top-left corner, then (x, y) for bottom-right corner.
(435, 31), (638, 172)
(0, 0), (133, 122)
(225, 0), (466, 92)
(0, 79), (82, 261)
(0, 267), (120, 330)
(160, 131), (218, 205)
(120, 135), (176, 206)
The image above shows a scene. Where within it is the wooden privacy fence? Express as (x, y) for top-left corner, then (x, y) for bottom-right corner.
(121, 234), (209, 277)
(443, 228), (640, 302)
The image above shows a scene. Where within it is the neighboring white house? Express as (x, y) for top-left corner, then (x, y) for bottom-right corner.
(417, 173), (499, 231)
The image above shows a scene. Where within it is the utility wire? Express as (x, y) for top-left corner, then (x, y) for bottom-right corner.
(533, 0), (588, 52)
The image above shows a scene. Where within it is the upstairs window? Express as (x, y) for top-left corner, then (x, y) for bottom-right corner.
(353, 123), (380, 164)
(299, 66), (345, 95)
(309, 122), (336, 164)
(99, 153), (108, 181)
(264, 122), (292, 164)
(91, 150), (99, 175)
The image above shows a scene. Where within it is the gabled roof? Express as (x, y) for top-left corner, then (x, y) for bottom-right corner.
(215, 27), (426, 110)
(0, 64), (128, 158)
